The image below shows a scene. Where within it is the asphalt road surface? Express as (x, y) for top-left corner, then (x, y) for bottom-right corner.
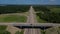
(0, 23), (60, 26)
(24, 6), (41, 34)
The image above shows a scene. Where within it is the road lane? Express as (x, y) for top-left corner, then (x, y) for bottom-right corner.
(24, 6), (41, 34)
(0, 23), (60, 26)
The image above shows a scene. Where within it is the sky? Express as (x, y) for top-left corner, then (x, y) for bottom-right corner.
(0, 0), (60, 5)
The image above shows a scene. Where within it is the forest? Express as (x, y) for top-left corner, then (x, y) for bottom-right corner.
(0, 5), (30, 14)
(33, 5), (60, 23)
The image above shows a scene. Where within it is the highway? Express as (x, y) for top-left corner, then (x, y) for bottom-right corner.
(0, 6), (60, 34)
(24, 6), (41, 34)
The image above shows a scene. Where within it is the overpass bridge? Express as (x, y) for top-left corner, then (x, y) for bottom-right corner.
(0, 23), (60, 26)
(0, 23), (60, 29)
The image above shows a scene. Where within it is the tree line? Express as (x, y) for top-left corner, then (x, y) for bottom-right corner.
(0, 5), (30, 14)
(33, 5), (60, 23)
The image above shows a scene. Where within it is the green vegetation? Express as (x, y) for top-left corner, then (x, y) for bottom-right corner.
(0, 15), (27, 22)
(51, 8), (60, 13)
(15, 30), (24, 34)
(0, 5), (30, 14)
(41, 30), (46, 34)
(0, 5), (60, 23)
(0, 5), (28, 22)
(0, 31), (11, 34)
(36, 16), (47, 23)
(0, 25), (11, 34)
(33, 5), (60, 23)
(0, 25), (7, 31)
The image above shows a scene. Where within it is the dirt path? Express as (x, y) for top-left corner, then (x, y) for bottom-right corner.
(46, 27), (59, 34)
(0, 12), (28, 16)
(6, 25), (21, 34)
(5, 13), (28, 34)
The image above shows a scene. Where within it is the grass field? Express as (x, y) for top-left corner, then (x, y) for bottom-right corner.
(0, 25), (7, 31)
(0, 15), (27, 22)
(19, 30), (24, 34)
(51, 8), (60, 13)
(0, 25), (11, 34)
(36, 16), (47, 23)
(15, 30), (24, 34)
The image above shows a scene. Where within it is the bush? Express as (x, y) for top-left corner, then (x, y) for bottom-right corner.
(15, 31), (21, 34)
(0, 31), (11, 34)
(15, 30), (24, 34)
(3, 31), (11, 34)
(0, 25), (7, 31)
